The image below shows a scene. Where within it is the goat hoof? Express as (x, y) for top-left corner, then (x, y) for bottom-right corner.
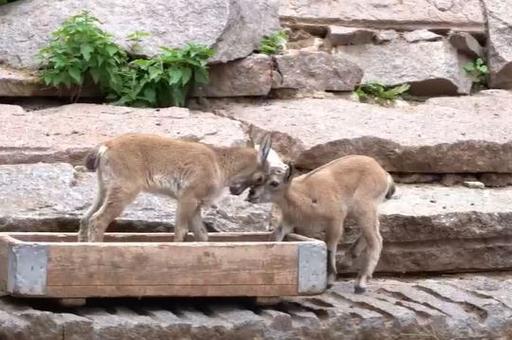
(354, 286), (366, 294)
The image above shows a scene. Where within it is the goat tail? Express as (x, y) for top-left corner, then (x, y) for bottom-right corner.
(84, 145), (107, 171)
(385, 173), (396, 199)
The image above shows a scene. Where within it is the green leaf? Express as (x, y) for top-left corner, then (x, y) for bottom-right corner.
(168, 67), (183, 85)
(383, 83), (410, 97)
(80, 44), (94, 61)
(143, 87), (157, 104)
(89, 68), (100, 84)
(148, 65), (163, 81)
(68, 67), (82, 84)
(180, 67), (192, 86)
(105, 45), (119, 56)
(464, 63), (476, 73)
(194, 68), (209, 84)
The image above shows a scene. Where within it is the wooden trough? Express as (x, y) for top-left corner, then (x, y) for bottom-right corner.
(0, 232), (327, 299)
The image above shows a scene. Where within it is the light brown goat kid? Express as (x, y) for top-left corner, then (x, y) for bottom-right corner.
(79, 133), (273, 243)
(247, 155), (395, 294)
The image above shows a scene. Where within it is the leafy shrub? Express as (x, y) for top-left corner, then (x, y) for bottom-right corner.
(0, 0), (18, 5)
(354, 82), (410, 105)
(126, 31), (151, 55)
(38, 11), (127, 97)
(112, 43), (214, 107)
(38, 11), (214, 107)
(259, 30), (288, 55)
(464, 57), (489, 88)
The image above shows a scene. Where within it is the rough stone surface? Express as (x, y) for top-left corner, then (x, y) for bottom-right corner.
(0, 163), (270, 233)
(1, 274), (512, 339)
(193, 54), (273, 97)
(479, 173), (512, 187)
(448, 31), (484, 58)
(0, 0), (280, 68)
(326, 26), (375, 46)
(403, 29), (442, 43)
(215, 91), (512, 173)
(393, 173), (441, 184)
(279, 0), (485, 32)
(336, 40), (473, 95)
(272, 50), (363, 91)
(0, 67), (98, 97)
(483, 0), (512, 88)
(370, 184), (512, 273)
(463, 180), (485, 189)
(440, 174), (467, 186)
(374, 30), (399, 44)
(0, 103), (247, 165)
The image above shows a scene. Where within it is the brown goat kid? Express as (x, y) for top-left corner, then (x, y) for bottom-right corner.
(246, 155), (395, 294)
(79, 133), (273, 243)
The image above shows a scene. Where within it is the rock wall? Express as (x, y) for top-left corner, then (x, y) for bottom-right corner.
(0, 0), (280, 68)
(3, 0), (512, 97)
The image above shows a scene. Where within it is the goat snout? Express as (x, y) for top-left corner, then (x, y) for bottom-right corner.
(245, 188), (259, 203)
(229, 184), (247, 196)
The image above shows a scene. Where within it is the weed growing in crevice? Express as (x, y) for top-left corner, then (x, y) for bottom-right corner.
(38, 11), (127, 100)
(112, 43), (214, 107)
(354, 82), (410, 106)
(38, 11), (214, 107)
(258, 30), (288, 55)
(463, 57), (489, 91)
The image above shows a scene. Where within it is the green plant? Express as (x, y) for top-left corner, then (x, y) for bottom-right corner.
(38, 11), (214, 107)
(38, 11), (127, 97)
(259, 30), (288, 55)
(110, 43), (214, 107)
(354, 82), (410, 105)
(464, 57), (489, 87)
(0, 0), (18, 5)
(126, 31), (151, 54)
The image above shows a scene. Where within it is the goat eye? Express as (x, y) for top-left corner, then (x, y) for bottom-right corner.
(270, 180), (280, 188)
(255, 175), (264, 184)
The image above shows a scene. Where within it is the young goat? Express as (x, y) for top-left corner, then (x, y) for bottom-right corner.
(79, 133), (273, 242)
(246, 155), (395, 294)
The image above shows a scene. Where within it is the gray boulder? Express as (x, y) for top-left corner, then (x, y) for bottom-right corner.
(272, 51), (363, 91)
(336, 40), (473, 95)
(483, 0), (512, 88)
(0, 0), (280, 69)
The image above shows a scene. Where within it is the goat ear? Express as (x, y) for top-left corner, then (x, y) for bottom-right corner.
(285, 161), (294, 182)
(258, 133), (272, 163)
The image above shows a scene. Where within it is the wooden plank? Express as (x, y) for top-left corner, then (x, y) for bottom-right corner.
(0, 232), (327, 298)
(46, 242), (298, 287)
(8, 232), (274, 243)
(44, 284), (298, 298)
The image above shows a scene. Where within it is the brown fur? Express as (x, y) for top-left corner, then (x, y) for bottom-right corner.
(79, 133), (272, 242)
(247, 155), (394, 293)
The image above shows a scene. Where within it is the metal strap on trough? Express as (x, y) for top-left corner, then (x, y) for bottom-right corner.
(297, 242), (327, 294)
(8, 244), (48, 296)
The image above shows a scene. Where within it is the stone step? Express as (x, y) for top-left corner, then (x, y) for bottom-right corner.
(212, 90), (512, 173)
(0, 103), (248, 165)
(0, 163), (271, 234)
(1, 162), (512, 273)
(1, 273), (512, 339)
(279, 0), (486, 33)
